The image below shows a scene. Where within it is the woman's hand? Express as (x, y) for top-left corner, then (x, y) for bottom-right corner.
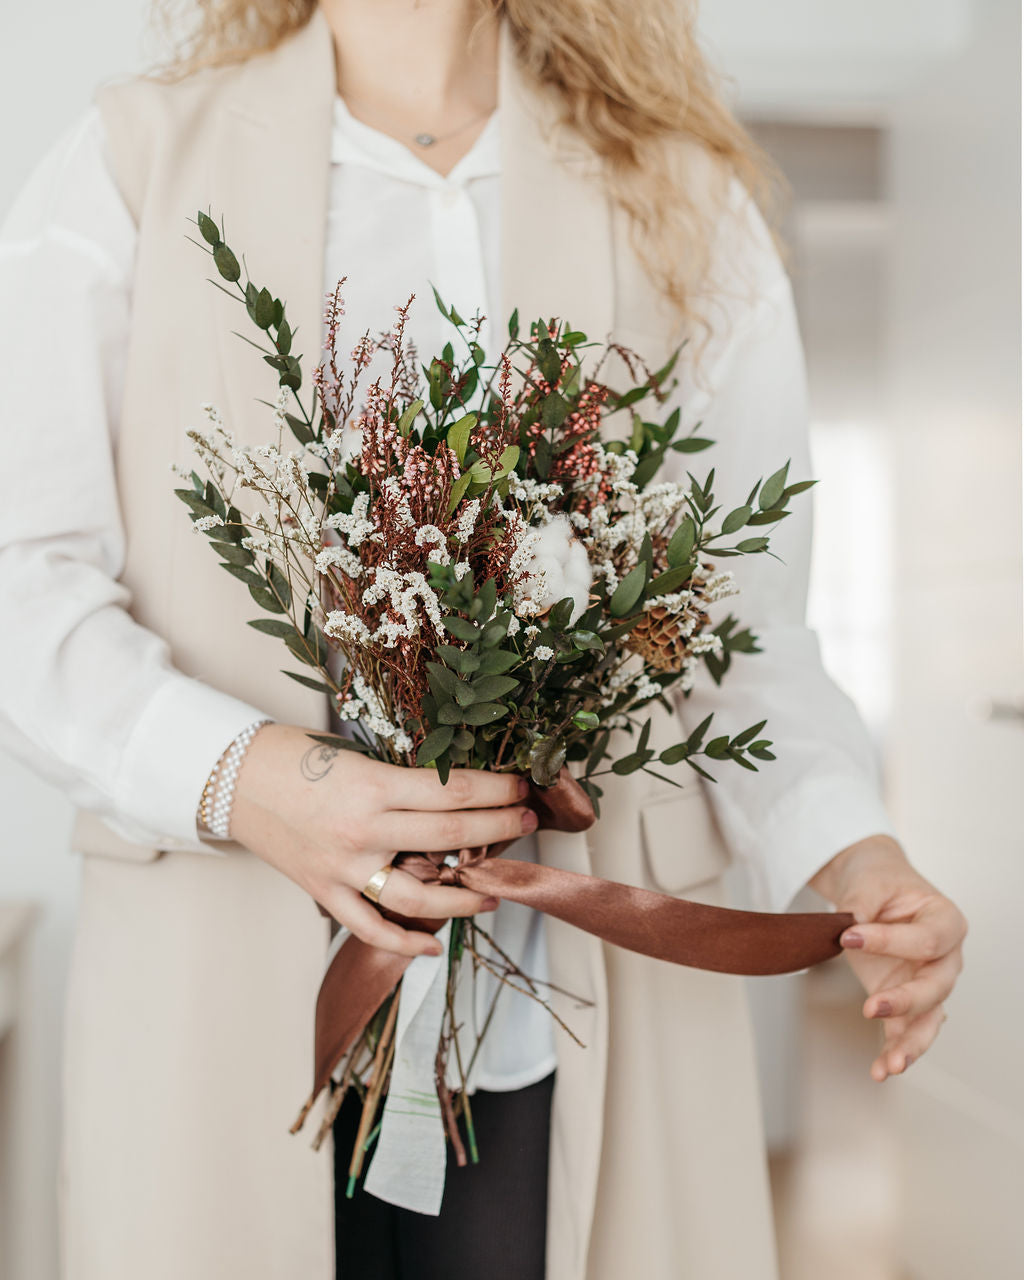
(807, 834), (968, 1082)
(230, 723), (538, 960)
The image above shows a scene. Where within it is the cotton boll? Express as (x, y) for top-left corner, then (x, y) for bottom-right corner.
(565, 536), (593, 623)
(521, 514), (593, 625)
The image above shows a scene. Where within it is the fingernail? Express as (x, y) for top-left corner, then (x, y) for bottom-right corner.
(842, 931), (865, 948)
(874, 999), (893, 1018)
(517, 776), (530, 799)
(521, 808), (539, 833)
(427, 941), (443, 956)
(903, 1054), (914, 1070)
(481, 896), (500, 911)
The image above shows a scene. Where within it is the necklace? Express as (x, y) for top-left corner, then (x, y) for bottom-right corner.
(341, 95), (495, 148)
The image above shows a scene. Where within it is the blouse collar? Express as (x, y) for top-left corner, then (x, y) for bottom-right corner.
(330, 93), (501, 186)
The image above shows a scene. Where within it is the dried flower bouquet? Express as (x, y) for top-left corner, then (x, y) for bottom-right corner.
(177, 213), (813, 1185)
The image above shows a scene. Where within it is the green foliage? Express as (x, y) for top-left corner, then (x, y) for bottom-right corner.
(179, 218), (816, 801)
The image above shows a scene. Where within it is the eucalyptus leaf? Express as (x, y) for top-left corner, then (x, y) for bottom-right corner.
(249, 583), (287, 613)
(197, 211), (220, 246)
(541, 391), (570, 429)
(547, 596), (575, 632)
(731, 719), (767, 748)
(470, 674), (520, 700)
(447, 413), (476, 464)
(253, 288), (275, 330)
(437, 644), (480, 674)
(758, 461), (790, 510)
(475, 649), (520, 675)
(216, 542), (254, 567)
(609, 562), (648, 617)
(570, 630), (604, 652)
(417, 726), (454, 763)
(447, 470), (474, 513)
(461, 701), (507, 726)
(721, 505), (752, 535)
(175, 489), (217, 519)
(221, 563), (264, 589)
(398, 398), (424, 435)
(213, 244), (241, 282)
(686, 713), (714, 752)
(666, 517), (696, 567)
(247, 618), (296, 638)
(646, 565), (692, 598)
(443, 615), (480, 641)
(282, 670), (333, 694)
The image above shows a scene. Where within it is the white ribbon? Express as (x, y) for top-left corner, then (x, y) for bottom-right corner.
(362, 919), (451, 1215)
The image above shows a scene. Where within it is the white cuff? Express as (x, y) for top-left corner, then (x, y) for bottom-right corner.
(111, 672), (274, 852)
(744, 772), (900, 915)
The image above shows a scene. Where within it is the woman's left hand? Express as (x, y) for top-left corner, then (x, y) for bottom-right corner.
(807, 834), (968, 1082)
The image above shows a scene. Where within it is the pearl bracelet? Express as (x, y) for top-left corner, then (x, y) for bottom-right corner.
(201, 718), (273, 840)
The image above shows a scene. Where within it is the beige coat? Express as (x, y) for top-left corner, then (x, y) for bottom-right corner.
(60, 10), (779, 1278)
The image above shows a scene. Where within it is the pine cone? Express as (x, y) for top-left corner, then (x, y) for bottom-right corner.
(626, 605), (690, 673)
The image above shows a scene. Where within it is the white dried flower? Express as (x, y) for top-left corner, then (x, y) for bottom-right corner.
(325, 493), (375, 547)
(415, 525), (451, 566)
(452, 498), (481, 544)
(704, 570), (739, 602)
(315, 543), (363, 579)
(324, 611), (372, 645)
(533, 645), (555, 662)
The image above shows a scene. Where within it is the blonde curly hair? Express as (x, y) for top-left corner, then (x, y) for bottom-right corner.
(153, 0), (788, 349)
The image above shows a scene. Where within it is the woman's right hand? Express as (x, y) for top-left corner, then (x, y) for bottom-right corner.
(230, 723), (537, 959)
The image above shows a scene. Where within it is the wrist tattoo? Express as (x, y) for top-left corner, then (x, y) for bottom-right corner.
(301, 743), (340, 782)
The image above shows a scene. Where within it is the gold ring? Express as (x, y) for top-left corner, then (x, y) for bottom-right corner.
(361, 864), (394, 905)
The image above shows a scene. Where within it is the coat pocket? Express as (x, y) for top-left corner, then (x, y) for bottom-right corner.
(639, 787), (731, 894)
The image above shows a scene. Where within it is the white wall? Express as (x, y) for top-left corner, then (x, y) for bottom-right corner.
(0, 8), (152, 1278)
(883, 1), (1023, 1274)
(701, 0), (972, 120)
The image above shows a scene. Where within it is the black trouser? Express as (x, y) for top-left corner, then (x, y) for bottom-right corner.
(334, 1071), (554, 1280)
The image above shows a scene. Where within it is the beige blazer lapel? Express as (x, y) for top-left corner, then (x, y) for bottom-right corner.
(497, 17), (615, 347)
(202, 10), (337, 732)
(209, 7), (337, 457)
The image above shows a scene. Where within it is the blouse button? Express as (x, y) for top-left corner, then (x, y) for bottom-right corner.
(438, 185), (461, 209)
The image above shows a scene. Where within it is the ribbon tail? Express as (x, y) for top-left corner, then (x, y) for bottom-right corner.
(297, 935), (413, 1118)
(458, 858), (855, 976)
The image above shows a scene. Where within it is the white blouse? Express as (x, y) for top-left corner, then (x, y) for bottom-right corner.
(0, 91), (898, 1092)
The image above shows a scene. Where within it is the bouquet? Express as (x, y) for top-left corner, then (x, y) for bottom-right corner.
(177, 213), (840, 1208)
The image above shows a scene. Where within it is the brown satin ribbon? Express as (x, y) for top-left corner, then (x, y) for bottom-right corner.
(306, 769), (854, 1108)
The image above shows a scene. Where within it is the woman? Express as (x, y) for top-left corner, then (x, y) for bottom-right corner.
(0, 1), (967, 1277)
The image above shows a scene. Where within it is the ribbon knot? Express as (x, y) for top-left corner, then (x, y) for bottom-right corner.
(304, 769), (854, 1110)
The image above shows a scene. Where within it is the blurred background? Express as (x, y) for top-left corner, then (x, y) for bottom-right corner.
(0, 2), (1020, 1278)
